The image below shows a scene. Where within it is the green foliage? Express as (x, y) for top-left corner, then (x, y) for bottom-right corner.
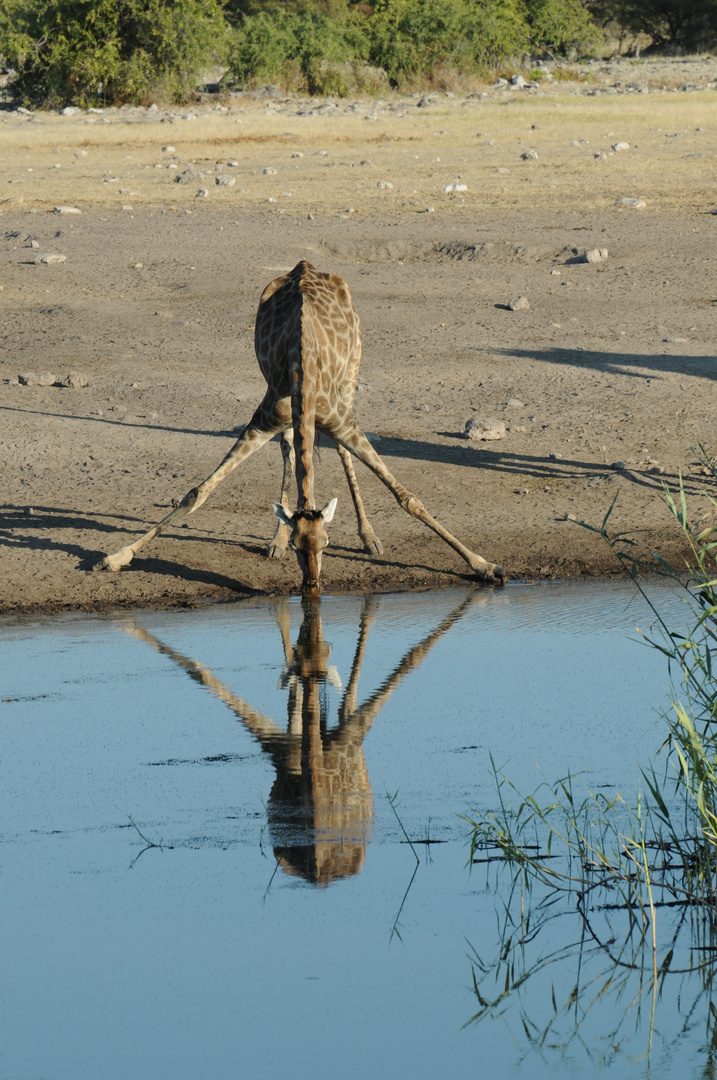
(617, 0), (717, 50)
(2, 0), (229, 106)
(228, 4), (369, 94)
(524, 0), (604, 58)
(367, 0), (529, 84)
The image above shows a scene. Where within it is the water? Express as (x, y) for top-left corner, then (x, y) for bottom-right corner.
(0, 581), (706, 1080)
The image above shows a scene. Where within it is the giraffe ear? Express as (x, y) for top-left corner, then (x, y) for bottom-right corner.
(320, 497), (338, 524)
(272, 503), (293, 526)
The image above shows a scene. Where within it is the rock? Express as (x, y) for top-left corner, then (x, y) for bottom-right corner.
(263, 167), (277, 175)
(564, 512), (577, 521)
(505, 398), (525, 408)
(377, 180), (394, 189)
(33, 253), (66, 264)
(74, 150), (88, 158)
(510, 74), (527, 88)
(442, 183), (467, 192)
(174, 167), (203, 184)
(594, 150), (608, 160)
(664, 336), (688, 343)
(464, 417), (506, 442)
(611, 460), (626, 470)
(566, 247), (608, 264)
(508, 295), (530, 311)
(60, 106), (80, 116)
(292, 151), (303, 158)
(161, 145), (175, 152)
(58, 371), (88, 388)
(19, 372), (56, 386)
(518, 487), (529, 495)
(612, 141), (630, 151)
(520, 149), (539, 160)
(615, 197), (646, 209)
(196, 187), (209, 198)
(53, 206), (81, 214)
(215, 175), (236, 186)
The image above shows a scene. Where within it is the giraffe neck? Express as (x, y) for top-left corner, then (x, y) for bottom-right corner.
(291, 301), (319, 510)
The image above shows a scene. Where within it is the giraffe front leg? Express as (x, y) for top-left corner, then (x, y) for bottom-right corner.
(336, 425), (506, 583)
(267, 431), (295, 559)
(93, 422), (277, 572)
(336, 444), (383, 556)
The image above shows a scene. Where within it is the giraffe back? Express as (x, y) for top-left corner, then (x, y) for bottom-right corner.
(255, 261), (362, 419)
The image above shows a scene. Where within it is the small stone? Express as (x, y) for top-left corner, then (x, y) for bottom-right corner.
(585, 247), (608, 263)
(161, 145), (175, 153)
(263, 167), (277, 175)
(518, 487), (529, 495)
(29, 239), (39, 249)
(464, 417), (506, 442)
(215, 174), (236, 186)
(121, 205), (133, 211)
(549, 451), (559, 459)
(58, 371), (88, 388)
(649, 465), (665, 474)
(615, 197), (646, 209)
(594, 150), (608, 160)
(520, 149), (538, 160)
(442, 183), (467, 192)
(196, 187), (209, 197)
(505, 398), (525, 408)
(664, 336), (688, 343)
(292, 151), (303, 158)
(174, 167), (203, 184)
(133, 262), (143, 269)
(53, 205), (81, 214)
(425, 206), (435, 213)
(74, 149), (88, 158)
(508, 295), (530, 311)
(564, 512), (577, 521)
(34, 253), (66, 264)
(60, 106), (80, 116)
(18, 372), (56, 386)
(510, 74), (527, 88)
(611, 460), (626, 470)
(377, 180), (394, 189)
(612, 142), (630, 151)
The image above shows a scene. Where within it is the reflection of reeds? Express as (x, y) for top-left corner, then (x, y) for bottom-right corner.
(464, 445), (717, 1063)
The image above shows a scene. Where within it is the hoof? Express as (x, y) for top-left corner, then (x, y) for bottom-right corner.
(363, 537), (383, 557)
(92, 546), (135, 573)
(266, 541), (287, 560)
(474, 562), (507, 584)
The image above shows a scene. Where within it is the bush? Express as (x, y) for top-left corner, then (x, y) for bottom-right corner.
(228, 5), (369, 94)
(366, 0), (529, 85)
(3, 0), (229, 107)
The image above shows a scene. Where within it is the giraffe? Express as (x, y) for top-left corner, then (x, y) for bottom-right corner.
(93, 261), (506, 593)
(122, 591), (478, 884)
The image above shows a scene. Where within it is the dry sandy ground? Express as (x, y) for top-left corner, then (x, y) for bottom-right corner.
(2, 74), (717, 614)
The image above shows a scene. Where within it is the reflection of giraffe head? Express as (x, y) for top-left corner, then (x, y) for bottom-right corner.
(272, 498), (337, 595)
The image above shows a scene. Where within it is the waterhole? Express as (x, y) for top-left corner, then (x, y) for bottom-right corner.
(0, 581), (702, 1079)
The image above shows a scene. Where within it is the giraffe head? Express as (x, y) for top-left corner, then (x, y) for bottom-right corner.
(272, 498), (338, 595)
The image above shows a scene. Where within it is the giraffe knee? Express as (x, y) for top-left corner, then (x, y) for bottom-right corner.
(179, 487), (200, 511)
(404, 495), (425, 515)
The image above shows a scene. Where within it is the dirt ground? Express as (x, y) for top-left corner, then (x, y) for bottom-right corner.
(2, 72), (717, 615)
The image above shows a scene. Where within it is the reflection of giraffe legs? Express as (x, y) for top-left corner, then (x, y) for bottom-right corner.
(333, 424), (505, 583)
(267, 430), (383, 561)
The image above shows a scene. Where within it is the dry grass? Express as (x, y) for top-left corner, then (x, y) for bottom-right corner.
(1, 89), (716, 217)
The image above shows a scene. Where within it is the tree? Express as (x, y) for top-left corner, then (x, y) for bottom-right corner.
(3, 0), (229, 106)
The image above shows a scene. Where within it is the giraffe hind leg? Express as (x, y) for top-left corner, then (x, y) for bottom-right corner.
(267, 431), (295, 559)
(336, 443), (383, 556)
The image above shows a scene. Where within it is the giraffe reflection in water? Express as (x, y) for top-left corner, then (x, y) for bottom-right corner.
(127, 592), (476, 885)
